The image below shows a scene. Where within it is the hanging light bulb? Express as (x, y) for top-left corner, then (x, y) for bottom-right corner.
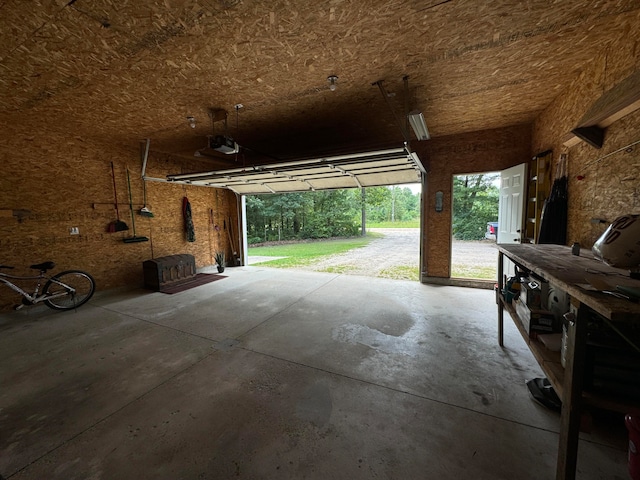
(187, 116), (196, 128)
(327, 75), (338, 91)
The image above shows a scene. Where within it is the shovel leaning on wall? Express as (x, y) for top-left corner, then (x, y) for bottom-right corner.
(123, 168), (149, 243)
(107, 162), (128, 233)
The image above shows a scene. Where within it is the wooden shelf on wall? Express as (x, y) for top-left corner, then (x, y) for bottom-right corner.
(563, 69), (640, 148)
(92, 203), (151, 210)
(0, 209), (32, 221)
(525, 151), (552, 243)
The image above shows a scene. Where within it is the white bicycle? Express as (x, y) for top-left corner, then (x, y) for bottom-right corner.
(0, 261), (95, 311)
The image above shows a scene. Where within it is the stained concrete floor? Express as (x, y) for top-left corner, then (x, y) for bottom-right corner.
(0, 266), (630, 479)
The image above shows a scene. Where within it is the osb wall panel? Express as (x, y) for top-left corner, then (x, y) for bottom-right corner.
(532, 27), (640, 250)
(566, 111), (640, 247)
(420, 124), (532, 278)
(0, 127), (238, 310)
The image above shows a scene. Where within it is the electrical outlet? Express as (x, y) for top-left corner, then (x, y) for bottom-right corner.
(70, 227), (79, 235)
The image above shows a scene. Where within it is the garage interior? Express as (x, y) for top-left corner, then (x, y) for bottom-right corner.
(1, 1), (640, 479)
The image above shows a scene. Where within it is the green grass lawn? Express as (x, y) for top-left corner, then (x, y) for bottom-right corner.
(366, 220), (420, 228)
(377, 265), (420, 281)
(250, 232), (494, 281)
(451, 264), (497, 280)
(248, 233), (382, 268)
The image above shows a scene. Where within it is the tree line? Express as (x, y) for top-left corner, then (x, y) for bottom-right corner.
(245, 186), (419, 244)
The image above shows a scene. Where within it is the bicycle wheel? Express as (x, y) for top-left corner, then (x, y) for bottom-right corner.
(44, 270), (96, 310)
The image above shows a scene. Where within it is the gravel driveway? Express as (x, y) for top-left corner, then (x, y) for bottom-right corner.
(249, 228), (498, 280)
(298, 228), (420, 278)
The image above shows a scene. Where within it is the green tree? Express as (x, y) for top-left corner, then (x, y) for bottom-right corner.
(364, 187), (392, 222)
(359, 186), (420, 223)
(245, 195), (266, 243)
(246, 185), (421, 243)
(300, 190), (359, 239)
(246, 190), (360, 243)
(400, 187), (420, 219)
(389, 186), (420, 221)
(452, 174), (499, 240)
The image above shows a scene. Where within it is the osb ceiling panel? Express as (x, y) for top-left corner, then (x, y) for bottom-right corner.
(1, 0), (639, 167)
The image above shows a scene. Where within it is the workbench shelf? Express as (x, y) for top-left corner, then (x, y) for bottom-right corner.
(502, 298), (564, 396)
(497, 243), (640, 480)
(501, 295), (640, 415)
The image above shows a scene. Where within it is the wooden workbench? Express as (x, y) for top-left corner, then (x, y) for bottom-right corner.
(496, 244), (640, 480)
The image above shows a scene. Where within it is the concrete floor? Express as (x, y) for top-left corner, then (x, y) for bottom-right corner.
(0, 266), (630, 479)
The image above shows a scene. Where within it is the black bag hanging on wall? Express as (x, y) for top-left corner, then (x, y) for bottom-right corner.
(539, 155), (568, 245)
(183, 197), (196, 242)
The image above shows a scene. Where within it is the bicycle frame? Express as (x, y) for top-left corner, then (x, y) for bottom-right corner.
(0, 271), (74, 305)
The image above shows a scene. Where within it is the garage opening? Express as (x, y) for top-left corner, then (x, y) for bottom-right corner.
(165, 147), (425, 280)
(245, 183), (421, 280)
(451, 172), (499, 281)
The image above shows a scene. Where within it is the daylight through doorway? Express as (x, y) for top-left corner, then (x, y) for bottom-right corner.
(451, 173), (499, 281)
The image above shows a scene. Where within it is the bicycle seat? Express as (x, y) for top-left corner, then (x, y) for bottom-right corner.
(30, 261), (55, 271)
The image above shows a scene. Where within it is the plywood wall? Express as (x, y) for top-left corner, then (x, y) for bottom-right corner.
(420, 124), (532, 279)
(0, 127), (238, 310)
(421, 23), (639, 282)
(532, 29), (640, 249)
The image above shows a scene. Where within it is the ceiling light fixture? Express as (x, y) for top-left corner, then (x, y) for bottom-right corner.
(327, 75), (338, 91)
(407, 110), (430, 141)
(187, 116), (196, 128)
(234, 103), (243, 129)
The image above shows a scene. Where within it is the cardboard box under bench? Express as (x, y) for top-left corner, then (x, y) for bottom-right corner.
(513, 297), (559, 336)
(520, 277), (549, 310)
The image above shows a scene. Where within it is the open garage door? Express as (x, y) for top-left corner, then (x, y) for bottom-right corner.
(166, 147), (425, 194)
(162, 147), (425, 271)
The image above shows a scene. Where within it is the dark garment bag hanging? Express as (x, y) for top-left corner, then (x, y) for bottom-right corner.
(539, 155), (568, 245)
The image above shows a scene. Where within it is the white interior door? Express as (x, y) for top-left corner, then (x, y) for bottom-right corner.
(497, 163), (526, 245)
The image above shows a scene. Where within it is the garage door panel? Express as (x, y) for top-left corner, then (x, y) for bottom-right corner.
(359, 171), (421, 187)
(310, 177), (360, 189)
(166, 147), (425, 193)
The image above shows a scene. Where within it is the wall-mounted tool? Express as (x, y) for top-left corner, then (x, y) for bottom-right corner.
(123, 168), (149, 243)
(107, 162), (128, 233)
